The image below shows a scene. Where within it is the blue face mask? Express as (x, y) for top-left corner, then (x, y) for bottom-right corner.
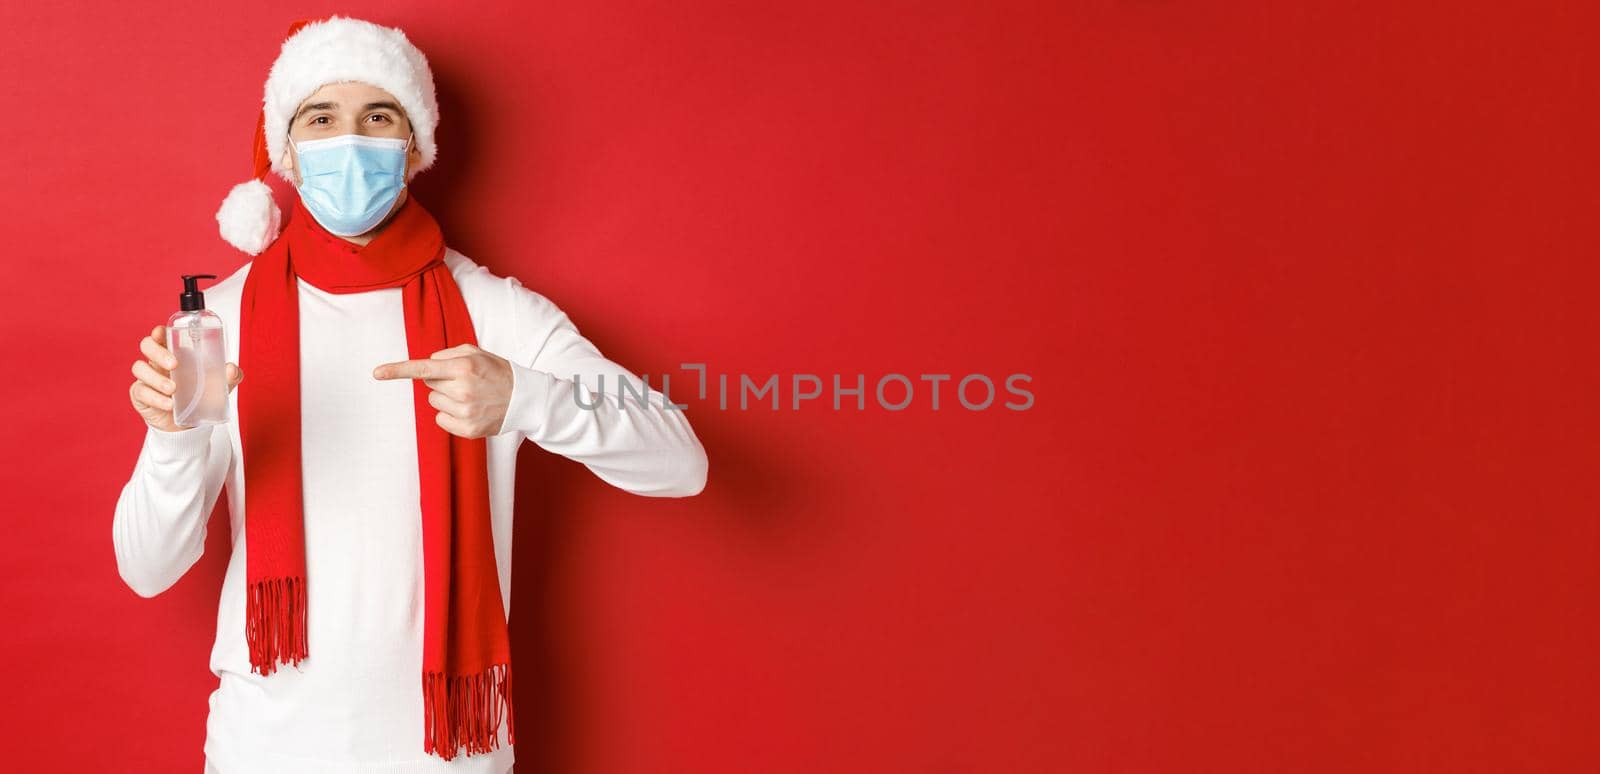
(290, 132), (413, 236)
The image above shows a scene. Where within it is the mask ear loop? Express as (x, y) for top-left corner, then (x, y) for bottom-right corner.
(400, 131), (415, 187)
(287, 133), (301, 188)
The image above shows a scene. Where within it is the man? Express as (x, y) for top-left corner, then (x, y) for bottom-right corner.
(113, 16), (708, 774)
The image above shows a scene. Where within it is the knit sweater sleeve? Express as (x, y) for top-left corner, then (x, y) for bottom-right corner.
(112, 422), (232, 598)
(494, 276), (708, 498)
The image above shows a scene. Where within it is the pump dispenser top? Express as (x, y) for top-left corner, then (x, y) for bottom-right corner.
(180, 274), (217, 312)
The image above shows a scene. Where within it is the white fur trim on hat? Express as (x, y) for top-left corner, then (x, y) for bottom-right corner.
(216, 179), (283, 255)
(262, 15), (440, 182)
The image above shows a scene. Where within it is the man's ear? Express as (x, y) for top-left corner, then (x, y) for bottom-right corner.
(405, 141), (422, 181)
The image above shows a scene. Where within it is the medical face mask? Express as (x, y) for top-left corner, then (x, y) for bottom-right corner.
(290, 132), (413, 236)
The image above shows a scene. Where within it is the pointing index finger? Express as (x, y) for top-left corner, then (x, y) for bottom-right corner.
(373, 359), (457, 381)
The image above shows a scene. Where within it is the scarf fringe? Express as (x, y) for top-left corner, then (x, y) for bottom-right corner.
(245, 575), (308, 675)
(424, 662), (516, 760)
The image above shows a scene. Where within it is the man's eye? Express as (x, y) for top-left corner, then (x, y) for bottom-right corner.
(310, 116), (328, 125)
(368, 114), (391, 123)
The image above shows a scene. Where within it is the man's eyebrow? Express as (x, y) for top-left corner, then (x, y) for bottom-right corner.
(294, 101), (336, 120)
(293, 100), (405, 121)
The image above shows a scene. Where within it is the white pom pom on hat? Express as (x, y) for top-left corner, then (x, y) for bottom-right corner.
(217, 179), (283, 255)
(215, 15), (440, 254)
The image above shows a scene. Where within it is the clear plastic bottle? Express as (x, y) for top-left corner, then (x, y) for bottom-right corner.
(166, 274), (230, 427)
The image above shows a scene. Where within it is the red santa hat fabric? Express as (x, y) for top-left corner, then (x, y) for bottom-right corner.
(216, 16), (440, 254)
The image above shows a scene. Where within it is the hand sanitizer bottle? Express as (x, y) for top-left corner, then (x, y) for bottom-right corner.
(166, 274), (229, 427)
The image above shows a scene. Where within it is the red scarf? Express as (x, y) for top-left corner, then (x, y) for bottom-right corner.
(238, 193), (515, 760)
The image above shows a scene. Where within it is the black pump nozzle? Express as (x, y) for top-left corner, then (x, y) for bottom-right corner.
(180, 274), (218, 312)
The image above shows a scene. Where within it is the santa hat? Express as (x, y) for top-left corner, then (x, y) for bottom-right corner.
(215, 15), (441, 254)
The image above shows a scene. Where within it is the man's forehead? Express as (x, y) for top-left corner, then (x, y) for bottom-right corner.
(294, 83), (404, 114)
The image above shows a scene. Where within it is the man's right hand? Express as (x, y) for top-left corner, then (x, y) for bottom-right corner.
(130, 324), (243, 433)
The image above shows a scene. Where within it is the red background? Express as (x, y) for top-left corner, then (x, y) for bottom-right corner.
(2, 1), (1596, 772)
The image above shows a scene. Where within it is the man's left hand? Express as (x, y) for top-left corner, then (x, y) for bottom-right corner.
(373, 343), (513, 439)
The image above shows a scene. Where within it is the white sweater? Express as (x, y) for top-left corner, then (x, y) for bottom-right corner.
(113, 249), (708, 774)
